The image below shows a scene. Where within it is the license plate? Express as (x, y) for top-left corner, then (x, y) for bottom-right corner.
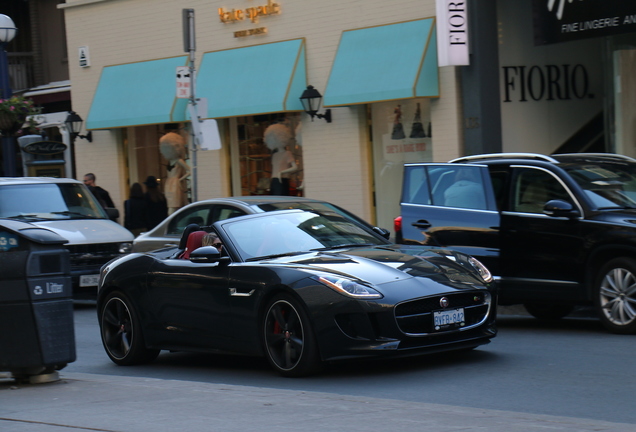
(79, 274), (100, 287)
(433, 308), (465, 330)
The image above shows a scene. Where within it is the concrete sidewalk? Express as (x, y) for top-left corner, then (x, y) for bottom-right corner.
(1, 371), (632, 432)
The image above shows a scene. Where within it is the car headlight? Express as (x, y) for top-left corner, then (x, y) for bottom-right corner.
(119, 242), (133, 254)
(311, 275), (383, 299)
(468, 256), (493, 283)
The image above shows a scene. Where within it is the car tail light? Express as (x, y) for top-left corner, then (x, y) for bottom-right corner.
(394, 216), (402, 233)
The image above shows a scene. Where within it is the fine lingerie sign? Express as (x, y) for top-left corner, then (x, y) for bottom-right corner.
(533, 0), (636, 45)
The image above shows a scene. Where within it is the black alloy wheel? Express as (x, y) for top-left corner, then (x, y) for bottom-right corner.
(596, 258), (636, 334)
(99, 291), (160, 365)
(262, 294), (321, 377)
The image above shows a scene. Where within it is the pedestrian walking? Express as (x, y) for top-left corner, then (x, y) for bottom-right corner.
(143, 175), (168, 230)
(124, 183), (147, 236)
(83, 173), (115, 209)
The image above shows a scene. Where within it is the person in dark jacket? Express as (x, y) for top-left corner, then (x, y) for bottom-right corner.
(124, 183), (147, 236)
(83, 173), (115, 208)
(143, 176), (168, 230)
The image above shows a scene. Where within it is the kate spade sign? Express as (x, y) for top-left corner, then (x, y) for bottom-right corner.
(218, 0), (280, 24)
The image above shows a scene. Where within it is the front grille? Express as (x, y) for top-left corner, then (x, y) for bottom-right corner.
(395, 292), (490, 335)
(65, 243), (123, 271)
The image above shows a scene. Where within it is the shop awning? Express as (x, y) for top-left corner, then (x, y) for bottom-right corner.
(197, 39), (306, 118)
(324, 18), (438, 107)
(86, 56), (189, 130)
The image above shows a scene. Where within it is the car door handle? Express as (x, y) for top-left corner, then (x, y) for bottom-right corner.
(412, 220), (432, 229)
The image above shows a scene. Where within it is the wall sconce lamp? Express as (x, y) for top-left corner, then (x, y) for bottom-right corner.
(299, 85), (332, 123)
(65, 111), (93, 142)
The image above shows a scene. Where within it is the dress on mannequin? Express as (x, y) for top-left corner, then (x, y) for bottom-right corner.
(159, 132), (191, 214)
(264, 124), (297, 196)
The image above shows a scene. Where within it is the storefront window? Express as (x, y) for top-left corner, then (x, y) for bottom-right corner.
(613, 42), (636, 158)
(371, 99), (432, 230)
(233, 113), (303, 196)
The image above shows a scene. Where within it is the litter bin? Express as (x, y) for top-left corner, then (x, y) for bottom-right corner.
(0, 220), (76, 384)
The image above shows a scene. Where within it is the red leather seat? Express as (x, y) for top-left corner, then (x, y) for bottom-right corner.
(179, 231), (207, 259)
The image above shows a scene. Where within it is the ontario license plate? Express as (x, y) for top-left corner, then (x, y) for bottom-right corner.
(79, 274), (100, 287)
(433, 308), (465, 330)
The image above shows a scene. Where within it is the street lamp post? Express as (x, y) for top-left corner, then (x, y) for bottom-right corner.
(0, 14), (17, 99)
(65, 111), (83, 179)
(0, 14), (18, 176)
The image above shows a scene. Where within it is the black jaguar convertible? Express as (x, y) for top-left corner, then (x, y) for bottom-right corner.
(97, 209), (497, 376)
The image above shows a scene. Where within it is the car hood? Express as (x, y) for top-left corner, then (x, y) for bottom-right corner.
(29, 219), (134, 245)
(269, 245), (486, 292)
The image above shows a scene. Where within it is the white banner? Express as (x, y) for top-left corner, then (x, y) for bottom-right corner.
(436, 0), (470, 67)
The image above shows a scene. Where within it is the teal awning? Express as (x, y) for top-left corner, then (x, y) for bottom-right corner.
(86, 56), (189, 130)
(197, 39), (306, 118)
(324, 19), (438, 107)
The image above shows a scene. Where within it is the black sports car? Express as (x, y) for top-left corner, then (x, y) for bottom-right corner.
(97, 209), (497, 376)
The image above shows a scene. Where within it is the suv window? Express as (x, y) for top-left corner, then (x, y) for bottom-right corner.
(403, 165), (488, 210)
(511, 168), (572, 213)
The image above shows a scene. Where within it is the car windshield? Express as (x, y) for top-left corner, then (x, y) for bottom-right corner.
(0, 183), (108, 221)
(563, 162), (636, 209)
(222, 210), (388, 261)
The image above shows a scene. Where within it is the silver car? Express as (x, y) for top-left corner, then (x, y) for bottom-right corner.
(132, 196), (390, 252)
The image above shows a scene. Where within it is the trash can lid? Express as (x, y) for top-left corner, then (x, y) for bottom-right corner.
(0, 219), (68, 245)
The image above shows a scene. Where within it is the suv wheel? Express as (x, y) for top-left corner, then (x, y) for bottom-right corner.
(596, 258), (636, 334)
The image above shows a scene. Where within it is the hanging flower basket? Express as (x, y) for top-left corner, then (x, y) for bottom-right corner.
(0, 96), (37, 135)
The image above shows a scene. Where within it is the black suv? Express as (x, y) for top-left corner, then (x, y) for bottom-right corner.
(395, 153), (636, 334)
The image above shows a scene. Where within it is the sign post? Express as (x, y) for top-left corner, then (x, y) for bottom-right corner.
(182, 8), (199, 202)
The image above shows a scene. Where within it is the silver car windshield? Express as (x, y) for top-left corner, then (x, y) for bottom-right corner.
(0, 183), (108, 220)
(564, 163), (636, 209)
(222, 210), (387, 261)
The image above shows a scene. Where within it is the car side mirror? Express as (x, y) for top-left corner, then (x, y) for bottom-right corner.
(106, 207), (119, 220)
(373, 226), (391, 239)
(190, 246), (225, 263)
(543, 200), (580, 218)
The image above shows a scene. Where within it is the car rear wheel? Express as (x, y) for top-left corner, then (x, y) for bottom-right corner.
(523, 303), (573, 320)
(596, 258), (636, 334)
(99, 291), (160, 365)
(262, 294), (321, 377)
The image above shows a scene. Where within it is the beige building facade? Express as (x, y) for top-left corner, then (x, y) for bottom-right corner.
(60, 0), (465, 231)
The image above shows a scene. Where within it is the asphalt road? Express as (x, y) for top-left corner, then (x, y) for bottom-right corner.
(67, 304), (636, 425)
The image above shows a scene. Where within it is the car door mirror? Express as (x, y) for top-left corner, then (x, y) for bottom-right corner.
(189, 246), (224, 263)
(373, 226), (391, 239)
(543, 200), (580, 218)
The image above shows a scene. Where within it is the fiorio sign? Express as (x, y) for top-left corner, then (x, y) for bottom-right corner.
(436, 0), (469, 66)
(502, 64), (593, 102)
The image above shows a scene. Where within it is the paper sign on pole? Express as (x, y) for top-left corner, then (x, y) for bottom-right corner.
(176, 66), (191, 98)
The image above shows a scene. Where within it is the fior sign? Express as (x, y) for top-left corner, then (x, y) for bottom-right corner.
(436, 0), (469, 66)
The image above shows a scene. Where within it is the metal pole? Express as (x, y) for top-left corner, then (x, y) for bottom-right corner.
(1, 41), (17, 176)
(183, 9), (198, 203)
(0, 42), (11, 99)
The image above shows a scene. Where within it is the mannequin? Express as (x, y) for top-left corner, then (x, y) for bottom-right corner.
(264, 123), (297, 196)
(159, 132), (190, 214)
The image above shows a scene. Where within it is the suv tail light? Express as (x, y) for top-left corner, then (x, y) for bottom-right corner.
(394, 216), (402, 234)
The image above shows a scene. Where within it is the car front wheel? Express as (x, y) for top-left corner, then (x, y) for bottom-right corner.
(596, 258), (636, 334)
(262, 294), (322, 377)
(99, 291), (160, 365)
